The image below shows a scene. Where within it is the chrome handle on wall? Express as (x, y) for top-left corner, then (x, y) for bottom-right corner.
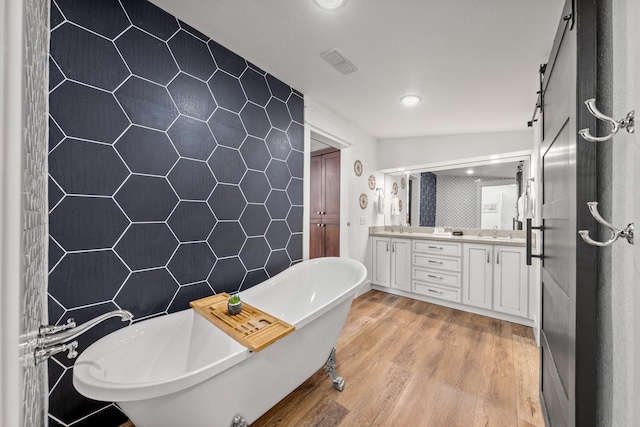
(578, 98), (635, 142)
(578, 202), (634, 246)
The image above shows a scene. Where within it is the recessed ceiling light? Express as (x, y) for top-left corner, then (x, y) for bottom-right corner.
(401, 95), (421, 106)
(315, 0), (346, 9)
(466, 169), (474, 175)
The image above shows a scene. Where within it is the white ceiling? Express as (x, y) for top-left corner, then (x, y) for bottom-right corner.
(150, 0), (564, 139)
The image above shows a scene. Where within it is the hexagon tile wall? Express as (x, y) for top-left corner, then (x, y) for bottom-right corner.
(47, 0), (304, 425)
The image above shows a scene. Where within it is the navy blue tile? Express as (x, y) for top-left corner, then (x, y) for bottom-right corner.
(292, 88), (303, 97)
(48, 416), (65, 427)
(208, 184), (246, 220)
(240, 103), (271, 138)
(287, 178), (303, 205)
(167, 201), (216, 242)
(266, 249), (290, 277)
(48, 177), (64, 209)
(47, 357), (65, 392)
(48, 368), (110, 423)
(247, 62), (266, 75)
(50, 196), (129, 251)
(240, 204), (270, 236)
(239, 237), (270, 270)
(48, 238), (65, 273)
(168, 242), (216, 284)
(55, 0), (129, 40)
(208, 71), (246, 113)
(51, 23), (129, 91)
(265, 128), (291, 161)
(208, 109), (247, 148)
(115, 27), (178, 85)
(240, 68), (270, 107)
(49, 116), (65, 152)
(167, 116), (217, 160)
(115, 175), (177, 222)
(208, 257), (246, 294)
(115, 126), (178, 175)
(208, 146), (246, 184)
(120, 0), (179, 41)
(266, 98), (291, 131)
(115, 268), (178, 318)
(266, 160), (291, 190)
(266, 74), (291, 102)
(178, 20), (209, 42)
(47, 294), (66, 325)
(68, 405), (128, 427)
(167, 73), (216, 121)
(266, 190), (291, 220)
(241, 269), (269, 290)
(208, 40), (246, 77)
(208, 221), (246, 258)
(240, 136), (270, 171)
(50, 81), (129, 143)
(168, 30), (216, 81)
(167, 282), (213, 313)
(287, 233), (303, 262)
(287, 150), (304, 179)
(266, 221), (290, 250)
(52, 302), (129, 369)
(115, 223), (178, 271)
(287, 122), (304, 152)
(49, 56), (65, 91)
(50, 1), (64, 29)
(167, 159), (216, 200)
(48, 250), (129, 308)
(115, 77), (178, 131)
(49, 139), (129, 196)
(287, 93), (304, 123)
(287, 206), (303, 233)
(240, 170), (270, 203)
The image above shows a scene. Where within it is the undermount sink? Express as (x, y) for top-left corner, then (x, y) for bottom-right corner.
(477, 236), (524, 241)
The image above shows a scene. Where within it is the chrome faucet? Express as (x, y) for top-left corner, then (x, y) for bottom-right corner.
(38, 310), (133, 347)
(493, 225), (498, 239)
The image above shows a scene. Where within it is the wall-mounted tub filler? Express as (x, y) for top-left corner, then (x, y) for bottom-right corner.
(31, 310), (133, 365)
(72, 257), (367, 427)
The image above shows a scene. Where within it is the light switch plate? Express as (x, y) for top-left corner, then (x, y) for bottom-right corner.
(360, 216), (367, 225)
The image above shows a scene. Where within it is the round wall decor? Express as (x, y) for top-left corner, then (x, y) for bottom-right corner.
(392, 182), (398, 195)
(353, 160), (363, 176)
(401, 177), (406, 189)
(359, 193), (368, 209)
(368, 174), (376, 190)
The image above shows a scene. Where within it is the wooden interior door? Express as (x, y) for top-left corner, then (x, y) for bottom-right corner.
(538, 1), (597, 425)
(309, 148), (340, 258)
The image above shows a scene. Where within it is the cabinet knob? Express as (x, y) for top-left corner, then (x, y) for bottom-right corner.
(428, 274), (443, 280)
(317, 211), (322, 215)
(316, 223), (321, 227)
(428, 288), (443, 295)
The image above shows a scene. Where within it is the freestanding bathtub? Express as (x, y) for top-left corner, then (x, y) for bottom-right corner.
(73, 257), (367, 427)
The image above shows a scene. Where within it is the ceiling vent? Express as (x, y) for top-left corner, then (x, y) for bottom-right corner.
(321, 49), (358, 75)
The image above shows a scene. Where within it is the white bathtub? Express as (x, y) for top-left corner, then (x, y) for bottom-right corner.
(73, 257), (367, 427)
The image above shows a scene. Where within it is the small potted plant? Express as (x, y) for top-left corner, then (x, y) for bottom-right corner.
(228, 293), (242, 315)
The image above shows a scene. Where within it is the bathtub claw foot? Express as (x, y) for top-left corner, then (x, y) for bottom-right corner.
(231, 415), (247, 427)
(323, 347), (345, 392)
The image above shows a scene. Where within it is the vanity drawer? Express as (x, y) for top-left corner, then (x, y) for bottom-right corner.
(413, 240), (461, 257)
(412, 267), (461, 288)
(412, 253), (461, 272)
(413, 281), (461, 303)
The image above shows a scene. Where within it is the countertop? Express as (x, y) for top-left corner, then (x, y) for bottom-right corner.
(369, 230), (528, 247)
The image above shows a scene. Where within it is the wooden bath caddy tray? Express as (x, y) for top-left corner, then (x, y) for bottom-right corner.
(190, 293), (295, 352)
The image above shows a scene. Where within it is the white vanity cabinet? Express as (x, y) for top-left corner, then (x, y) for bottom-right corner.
(412, 240), (462, 303)
(372, 236), (411, 291)
(462, 243), (528, 318)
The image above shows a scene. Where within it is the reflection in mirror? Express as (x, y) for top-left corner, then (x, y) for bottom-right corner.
(391, 158), (529, 230)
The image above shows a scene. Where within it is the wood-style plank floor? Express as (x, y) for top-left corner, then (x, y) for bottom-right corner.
(251, 290), (544, 427)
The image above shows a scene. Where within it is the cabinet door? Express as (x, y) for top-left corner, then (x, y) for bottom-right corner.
(372, 237), (390, 286)
(493, 246), (528, 317)
(310, 155), (323, 221)
(390, 238), (411, 291)
(309, 220), (324, 259)
(322, 151), (341, 223)
(462, 243), (493, 309)
(324, 222), (340, 257)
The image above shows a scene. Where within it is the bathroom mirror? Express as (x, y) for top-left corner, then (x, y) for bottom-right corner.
(386, 156), (529, 230)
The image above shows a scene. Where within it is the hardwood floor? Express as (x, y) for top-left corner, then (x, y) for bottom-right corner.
(252, 290), (544, 427)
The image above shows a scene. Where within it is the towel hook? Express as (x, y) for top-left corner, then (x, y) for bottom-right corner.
(578, 202), (634, 246)
(578, 98), (634, 142)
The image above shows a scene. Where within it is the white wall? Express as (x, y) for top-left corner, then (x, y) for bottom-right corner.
(304, 98), (382, 291)
(378, 129), (533, 172)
